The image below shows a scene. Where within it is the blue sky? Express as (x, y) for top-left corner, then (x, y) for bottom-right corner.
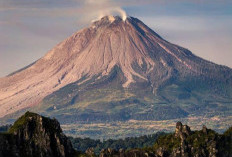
(0, 0), (232, 77)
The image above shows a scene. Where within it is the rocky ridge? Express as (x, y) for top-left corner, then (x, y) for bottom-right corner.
(0, 112), (76, 157)
(88, 122), (232, 157)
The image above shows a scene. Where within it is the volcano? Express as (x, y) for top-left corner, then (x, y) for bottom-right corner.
(0, 16), (232, 123)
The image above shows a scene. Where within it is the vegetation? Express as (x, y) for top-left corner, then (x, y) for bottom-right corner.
(0, 112), (76, 157)
(69, 132), (165, 154)
(0, 124), (11, 132)
(153, 133), (181, 152)
(146, 125), (232, 157)
(69, 124), (232, 156)
(8, 111), (38, 133)
(0, 112), (232, 157)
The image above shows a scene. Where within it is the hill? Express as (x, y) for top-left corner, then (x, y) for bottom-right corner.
(0, 112), (76, 157)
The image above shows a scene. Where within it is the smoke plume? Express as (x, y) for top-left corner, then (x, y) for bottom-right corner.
(83, 0), (127, 22)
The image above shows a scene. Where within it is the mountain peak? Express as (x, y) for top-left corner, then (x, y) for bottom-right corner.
(100, 15), (126, 22)
(91, 15), (130, 28)
(98, 14), (128, 22)
(0, 16), (231, 123)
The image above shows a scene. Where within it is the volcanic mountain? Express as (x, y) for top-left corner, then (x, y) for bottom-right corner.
(0, 16), (232, 123)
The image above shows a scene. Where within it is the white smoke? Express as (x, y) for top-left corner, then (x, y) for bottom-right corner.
(84, 0), (127, 22)
(97, 7), (127, 21)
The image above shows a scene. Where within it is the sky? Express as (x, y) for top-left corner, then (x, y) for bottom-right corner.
(0, 0), (232, 77)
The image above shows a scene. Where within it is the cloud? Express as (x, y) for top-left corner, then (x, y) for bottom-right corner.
(0, 0), (79, 10)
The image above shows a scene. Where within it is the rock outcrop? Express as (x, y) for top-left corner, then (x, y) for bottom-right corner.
(0, 112), (76, 157)
(94, 122), (232, 157)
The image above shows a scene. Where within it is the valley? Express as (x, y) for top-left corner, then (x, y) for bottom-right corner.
(62, 115), (232, 139)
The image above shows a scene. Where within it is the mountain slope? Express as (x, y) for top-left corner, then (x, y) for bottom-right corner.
(0, 16), (232, 123)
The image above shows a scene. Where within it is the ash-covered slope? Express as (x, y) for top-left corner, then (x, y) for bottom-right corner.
(0, 16), (232, 122)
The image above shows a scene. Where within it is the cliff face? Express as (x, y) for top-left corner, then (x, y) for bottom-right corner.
(0, 112), (75, 157)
